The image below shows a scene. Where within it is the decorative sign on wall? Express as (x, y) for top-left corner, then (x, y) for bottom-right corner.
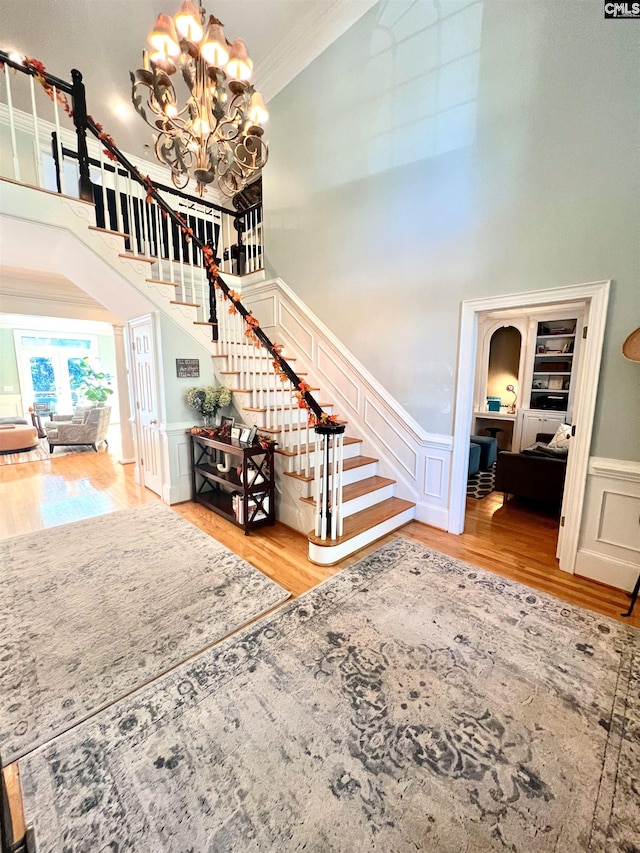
(176, 358), (200, 378)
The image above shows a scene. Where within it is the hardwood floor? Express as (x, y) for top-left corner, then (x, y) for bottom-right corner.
(1, 444), (636, 626)
(1, 445), (637, 843)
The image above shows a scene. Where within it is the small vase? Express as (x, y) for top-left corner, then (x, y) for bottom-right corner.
(202, 411), (218, 429)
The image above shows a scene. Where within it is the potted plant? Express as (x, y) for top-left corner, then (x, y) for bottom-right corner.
(186, 385), (232, 427)
(76, 357), (114, 405)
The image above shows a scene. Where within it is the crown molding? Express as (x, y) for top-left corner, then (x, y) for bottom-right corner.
(255, 0), (379, 102)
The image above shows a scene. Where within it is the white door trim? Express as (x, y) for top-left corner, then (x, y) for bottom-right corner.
(449, 280), (610, 574)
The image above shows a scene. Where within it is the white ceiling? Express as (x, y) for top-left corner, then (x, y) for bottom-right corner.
(2, 0), (377, 162)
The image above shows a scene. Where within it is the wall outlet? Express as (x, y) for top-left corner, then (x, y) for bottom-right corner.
(3, 386), (14, 393)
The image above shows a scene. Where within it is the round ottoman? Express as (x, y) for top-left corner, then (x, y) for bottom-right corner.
(0, 424), (39, 454)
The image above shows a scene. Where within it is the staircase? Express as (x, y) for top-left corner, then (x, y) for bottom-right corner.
(212, 346), (416, 564)
(0, 175), (415, 564)
(0, 50), (417, 565)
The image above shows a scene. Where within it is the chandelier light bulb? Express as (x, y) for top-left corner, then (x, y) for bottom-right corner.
(149, 14), (180, 57)
(192, 116), (211, 136)
(249, 92), (269, 125)
(175, 0), (204, 42)
(201, 21), (229, 66)
(226, 39), (253, 81)
(164, 103), (178, 117)
(149, 50), (177, 74)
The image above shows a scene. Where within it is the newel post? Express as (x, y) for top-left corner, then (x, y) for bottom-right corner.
(207, 240), (220, 342)
(314, 422), (346, 541)
(70, 68), (93, 203)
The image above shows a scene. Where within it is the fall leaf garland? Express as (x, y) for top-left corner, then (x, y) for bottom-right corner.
(23, 57), (73, 118)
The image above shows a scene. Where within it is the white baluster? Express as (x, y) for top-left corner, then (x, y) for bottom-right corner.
(304, 417), (310, 479)
(288, 387), (295, 455)
(125, 174), (136, 254)
(166, 209), (176, 284)
(4, 66), (22, 181)
(28, 75), (44, 188)
(225, 213), (233, 276)
(113, 160), (124, 235)
(336, 432), (344, 538)
(97, 146), (109, 231)
(153, 205), (163, 281)
(189, 218), (197, 307)
(314, 431), (322, 537)
(51, 87), (66, 195)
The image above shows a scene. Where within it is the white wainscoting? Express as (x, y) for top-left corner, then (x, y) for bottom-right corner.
(241, 277), (452, 530)
(161, 422), (195, 505)
(574, 457), (640, 591)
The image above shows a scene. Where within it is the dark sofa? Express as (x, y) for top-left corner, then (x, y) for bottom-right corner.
(495, 433), (568, 506)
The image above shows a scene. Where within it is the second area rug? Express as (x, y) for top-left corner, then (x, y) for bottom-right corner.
(0, 503), (289, 762)
(19, 539), (639, 852)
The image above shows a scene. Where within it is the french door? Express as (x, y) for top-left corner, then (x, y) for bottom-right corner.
(15, 332), (99, 414)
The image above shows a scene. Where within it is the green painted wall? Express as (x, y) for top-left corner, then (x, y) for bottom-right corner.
(264, 0), (640, 460)
(0, 329), (20, 393)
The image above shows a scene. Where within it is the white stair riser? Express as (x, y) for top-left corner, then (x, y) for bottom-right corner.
(341, 483), (396, 518)
(246, 407), (334, 429)
(298, 483), (396, 518)
(326, 461), (378, 487)
(308, 508), (415, 566)
(275, 442), (362, 473)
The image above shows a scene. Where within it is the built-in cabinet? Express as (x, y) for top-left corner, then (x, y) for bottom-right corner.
(527, 319), (578, 414)
(473, 306), (584, 452)
(519, 412), (568, 449)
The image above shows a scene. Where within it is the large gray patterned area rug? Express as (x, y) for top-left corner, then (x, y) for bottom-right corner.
(19, 538), (639, 852)
(0, 503), (290, 763)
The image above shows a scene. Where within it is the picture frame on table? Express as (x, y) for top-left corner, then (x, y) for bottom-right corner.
(240, 427), (252, 443)
(220, 416), (234, 429)
(247, 425), (258, 445)
(231, 426), (241, 441)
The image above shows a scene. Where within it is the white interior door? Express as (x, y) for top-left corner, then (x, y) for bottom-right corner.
(129, 316), (163, 496)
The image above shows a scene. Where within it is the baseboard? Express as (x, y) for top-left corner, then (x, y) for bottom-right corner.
(574, 548), (639, 592)
(414, 502), (449, 530)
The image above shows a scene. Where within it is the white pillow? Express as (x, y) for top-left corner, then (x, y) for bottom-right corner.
(549, 423), (572, 449)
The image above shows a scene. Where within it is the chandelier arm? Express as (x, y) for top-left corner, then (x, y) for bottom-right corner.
(84, 116), (321, 419)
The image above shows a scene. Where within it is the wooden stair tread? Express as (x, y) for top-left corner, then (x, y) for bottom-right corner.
(219, 369), (308, 376)
(211, 352), (297, 361)
(284, 454), (378, 482)
(301, 476), (395, 506)
(308, 498), (415, 546)
(89, 225), (129, 239)
(193, 321), (218, 326)
(118, 253), (155, 263)
(244, 402), (332, 414)
(146, 277), (178, 287)
(281, 419), (346, 432)
(170, 300), (200, 308)
(275, 436), (362, 458)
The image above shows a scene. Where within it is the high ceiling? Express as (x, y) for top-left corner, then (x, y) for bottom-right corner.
(2, 0), (377, 162)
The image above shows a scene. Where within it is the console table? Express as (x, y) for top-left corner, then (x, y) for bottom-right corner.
(189, 432), (275, 534)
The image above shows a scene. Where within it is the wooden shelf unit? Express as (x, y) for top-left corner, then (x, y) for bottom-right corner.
(529, 320), (577, 412)
(189, 432), (275, 534)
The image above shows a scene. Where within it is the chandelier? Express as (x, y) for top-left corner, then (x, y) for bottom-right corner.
(130, 0), (269, 197)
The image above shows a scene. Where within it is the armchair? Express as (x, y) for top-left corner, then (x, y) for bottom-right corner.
(45, 406), (111, 453)
(495, 433), (567, 506)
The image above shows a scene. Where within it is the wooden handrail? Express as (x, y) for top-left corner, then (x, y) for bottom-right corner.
(83, 116), (325, 421)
